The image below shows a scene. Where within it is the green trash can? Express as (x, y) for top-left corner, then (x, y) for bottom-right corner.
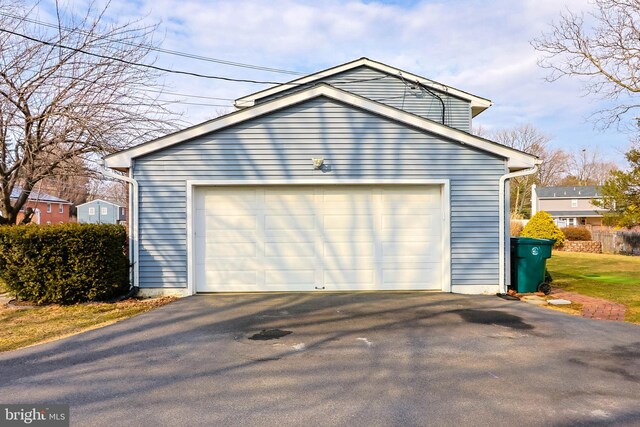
(510, 237), (555, 294)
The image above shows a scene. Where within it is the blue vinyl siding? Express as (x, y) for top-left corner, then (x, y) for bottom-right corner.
(256, 65), (472, 132)
(77, 200), (122, 224)
(134, 97), (506, 289)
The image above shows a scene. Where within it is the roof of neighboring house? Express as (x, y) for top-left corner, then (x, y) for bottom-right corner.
(105, 83), (538, 171)
(10, 186), (72, 204)
(234, 57), (493, 117)
(76, 199), (125, 208)
(545, 210), (604, 217)
(537, 186), (601, 199)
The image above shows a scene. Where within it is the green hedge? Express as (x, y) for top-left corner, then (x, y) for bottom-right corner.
(0, 224), (130, 304)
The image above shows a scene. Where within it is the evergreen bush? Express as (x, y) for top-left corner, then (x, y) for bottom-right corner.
(0, 224), (129, 304)
(521, 211), (565, 248)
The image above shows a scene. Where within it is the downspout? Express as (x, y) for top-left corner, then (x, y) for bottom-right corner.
(100, 162), (139, 291)
(498, 163), (540, 294)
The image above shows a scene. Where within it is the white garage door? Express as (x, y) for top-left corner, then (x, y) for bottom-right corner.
(194, 185), (443, 292)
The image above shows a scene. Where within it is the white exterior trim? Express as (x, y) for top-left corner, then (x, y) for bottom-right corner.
(185, 178), (451, 295)
(234, 57), (492, 116)
(76, 198), (125, 208)
(451, 285), (501, 295)
(105, 84), (536, 170)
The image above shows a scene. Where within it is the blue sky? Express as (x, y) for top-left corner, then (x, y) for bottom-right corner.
(39, 0), (635, 165)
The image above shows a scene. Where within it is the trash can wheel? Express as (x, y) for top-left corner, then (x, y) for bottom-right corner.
(538, 282), (552, 295)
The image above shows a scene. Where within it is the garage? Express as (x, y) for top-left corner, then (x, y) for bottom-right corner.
(104, 58), (540, 296)
(194, 185), (445, 292)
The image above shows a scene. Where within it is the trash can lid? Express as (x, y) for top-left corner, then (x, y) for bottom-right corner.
(510, 237), (556, 245)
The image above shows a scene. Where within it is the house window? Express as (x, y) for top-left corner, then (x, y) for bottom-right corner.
(88, 207), (95, 215)
(59, 204), (64, 213)
(46, 203), (51, 213)
(101, 207), (108, 215)
(571, 199), (578, 208)
(567, 218), (577, 226)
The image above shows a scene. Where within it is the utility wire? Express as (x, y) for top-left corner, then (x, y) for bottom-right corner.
(0, 28), (292, 85)
(0, 28), (393, 88)
(0, 12), (305, 76)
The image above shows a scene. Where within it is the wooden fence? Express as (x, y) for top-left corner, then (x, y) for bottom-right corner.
(590, 227), (640, 255)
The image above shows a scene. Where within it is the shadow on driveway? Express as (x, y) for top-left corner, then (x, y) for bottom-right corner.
(1, 292), (639, 426)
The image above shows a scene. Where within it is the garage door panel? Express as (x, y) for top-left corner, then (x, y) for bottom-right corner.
(195, 185), (444, 292)
(381, 241), (439, 258)
(265, 214), (315, 230)
(205, 270), (257, 286)
(197, 190), (257, 209)
(205, 242), (257, 258)
(324, 269), (375, 286)
(322, 215), (376, 230)
(265, 269), (315, 286)
(382, 213), (436, 228)
(265, 241), (315, 257)
(323, 242), (376, 258)
(205, 214), (257, 230)
(203, 229), (257, 243)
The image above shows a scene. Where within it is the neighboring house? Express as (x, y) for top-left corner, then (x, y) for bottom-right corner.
(105, 57), (539, 296)
(77, 199), (126, 225)
(9, 186), (72, 224)
(531, 184), (604, 227)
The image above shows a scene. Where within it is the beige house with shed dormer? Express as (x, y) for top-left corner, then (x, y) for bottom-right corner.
(531, 185), (604, 227)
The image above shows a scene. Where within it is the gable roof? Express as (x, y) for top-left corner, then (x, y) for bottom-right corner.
(10, 186), (72, 204)
(104, 83), (538, 171)
(234, 57), (493, 117)
(76, 199), (125, 208)
(537, 186), (601, 199)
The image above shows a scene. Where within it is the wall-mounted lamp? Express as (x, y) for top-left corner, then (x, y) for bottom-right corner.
(312, 158), (324, 169)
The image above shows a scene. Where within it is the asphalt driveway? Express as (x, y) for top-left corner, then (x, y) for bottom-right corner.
(1, 292), (639, 426)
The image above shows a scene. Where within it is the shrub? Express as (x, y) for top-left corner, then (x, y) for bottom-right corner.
(510, 220), (524, 237)
(561, 226), (592, 241)
(521, 211), (565, 248)
(0, 224), (129, 304)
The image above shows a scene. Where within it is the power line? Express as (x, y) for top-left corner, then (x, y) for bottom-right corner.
(0, 28), (392, 89)
(145, 89), (235, 101)
(0, 12), (305, 76)
(0, 28), (291, 85)
(159, 99), (233, 107)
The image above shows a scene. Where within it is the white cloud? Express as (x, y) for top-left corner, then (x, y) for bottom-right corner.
(35, 0), (632, 164)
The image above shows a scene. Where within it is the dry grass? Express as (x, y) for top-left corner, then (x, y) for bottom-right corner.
(0, 297), (176, 352)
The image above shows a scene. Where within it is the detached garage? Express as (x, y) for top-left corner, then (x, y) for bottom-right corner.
(104, 58), (539, 296)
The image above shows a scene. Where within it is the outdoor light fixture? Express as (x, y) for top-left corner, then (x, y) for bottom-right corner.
(312, 158), (324, 169)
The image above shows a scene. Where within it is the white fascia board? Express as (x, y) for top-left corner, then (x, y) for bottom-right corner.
(234, 58), (493, 115)
(76, 199), (123, 208)
(105, 84), (536, 169)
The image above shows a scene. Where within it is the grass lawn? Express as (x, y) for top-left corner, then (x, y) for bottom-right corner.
(0, 297), (176, 352)
(546, 251), (640, 323)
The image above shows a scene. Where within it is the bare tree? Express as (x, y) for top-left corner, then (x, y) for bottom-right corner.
(532, 0), (640, 127)
(0, 1), (179, 224)
(559, 148), (619, 185)
(493, 124), (569, 217)
(88, 178), (128, 206)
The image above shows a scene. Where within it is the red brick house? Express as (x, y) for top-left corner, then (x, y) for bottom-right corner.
(11, 187), (73, 224)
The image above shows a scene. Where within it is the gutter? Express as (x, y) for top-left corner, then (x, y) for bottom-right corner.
(99, 162), (139, 290)
(498, 163), (540, 294)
